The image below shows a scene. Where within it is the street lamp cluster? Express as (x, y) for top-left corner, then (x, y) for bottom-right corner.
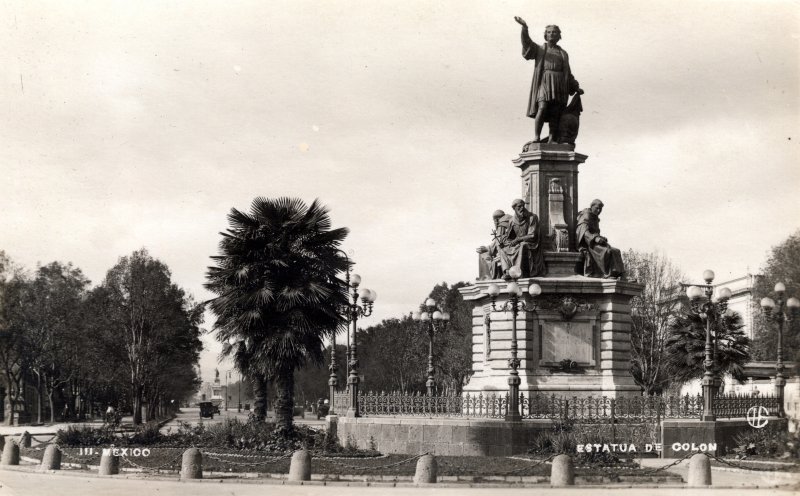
(687, 272), (800, 420)
(685, 269), (732, 422)
(485, 266), (542, 421)
(328, 257), (376, 418)
(760, 282), (799, 417)
(412, 299), (451, 395)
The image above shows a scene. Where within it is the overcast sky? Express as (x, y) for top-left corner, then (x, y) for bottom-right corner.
(2, 0), (798, 384)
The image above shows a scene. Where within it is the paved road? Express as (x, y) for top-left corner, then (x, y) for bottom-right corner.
(160, 408), (326, 432)
(638, 457), (800, 488)
(0, 468), (797, 496)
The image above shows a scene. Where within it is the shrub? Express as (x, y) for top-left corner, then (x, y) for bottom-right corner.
(527, 421), (637, 467)
(127, 421), (164, 445)
(57, 417), (379, 456)
(56, 425), (117, 447)
(733, 426), (800, 459)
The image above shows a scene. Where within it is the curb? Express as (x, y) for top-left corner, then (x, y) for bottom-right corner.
(0, 467), (784, 489)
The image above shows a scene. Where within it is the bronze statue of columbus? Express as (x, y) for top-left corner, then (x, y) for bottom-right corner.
(515, 17), (582, 144)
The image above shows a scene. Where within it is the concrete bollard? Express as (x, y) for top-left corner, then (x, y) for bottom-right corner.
(0, 441), (19, 466)
(687, 453), (712, 486)
(40, 445), (62, 470)
(180, 448), (202, 479)
(414, 454), (438, 484)
(99, 451), (120, 475)
(288, 449), (311, 481)
(550, 454), (575, 486)
(18, 431), (31, 448)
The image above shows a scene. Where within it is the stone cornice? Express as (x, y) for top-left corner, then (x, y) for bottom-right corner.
(458, 276), (644, 301)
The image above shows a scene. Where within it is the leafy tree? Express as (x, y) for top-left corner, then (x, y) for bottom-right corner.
(144, 292), (203, 420)
(624, 250), (684, 395)
(358, 316), (427, 393)
(18, 262), (90, 423)
(665, 309), (751, 385)
(81, 285), (134, 415)
(100, 248), (204, 424)
(0, 252), (27, 424)
(355, 281), (474, 395)
(206, 197), (349, 431)
(292, 344), (346, 406)
(751, 230), (800, 370)
(424, 282), (473, 395)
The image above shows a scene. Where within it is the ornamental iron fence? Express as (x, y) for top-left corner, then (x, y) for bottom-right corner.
(522, 393), (703, 423)
(358, 390), (507, 418)
(347, 390), (775, 421)
(712, 392), (780, 418)
(332, 390), (350, 415)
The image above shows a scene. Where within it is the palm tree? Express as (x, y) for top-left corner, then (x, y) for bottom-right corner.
(665, 309), (751, 386)
(206, 197), (349, 431)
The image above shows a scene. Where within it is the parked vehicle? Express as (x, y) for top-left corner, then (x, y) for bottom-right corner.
(199, 401), (216, 419)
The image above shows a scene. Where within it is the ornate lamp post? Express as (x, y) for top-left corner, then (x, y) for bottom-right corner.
(759, 282), (800, 418)
(686, 269), (732, 422)
(486, 266), (541, 421)
(341, 275), (376, 417)
(412, 299), (450, 396)
(328, 249), (351, 415)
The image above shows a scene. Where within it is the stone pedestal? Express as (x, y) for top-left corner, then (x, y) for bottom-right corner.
(513, 143), (587, 252)
(460, 276), (641, 398)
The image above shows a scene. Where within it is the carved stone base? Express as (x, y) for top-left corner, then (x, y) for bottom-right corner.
(522, 142), (576, 153)
(513, 145), (587, 253)
(543, 252), (582, 277)
(459, 276), (643, 399)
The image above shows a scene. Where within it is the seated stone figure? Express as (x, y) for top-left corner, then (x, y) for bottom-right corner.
(477, 210), (513, 280)
(505, 199), (547, 278)
(576, 199), (625, 279)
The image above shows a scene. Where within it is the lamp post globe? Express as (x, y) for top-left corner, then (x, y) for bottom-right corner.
(415, 299), (450, 396)
(761, 282), (799, 417)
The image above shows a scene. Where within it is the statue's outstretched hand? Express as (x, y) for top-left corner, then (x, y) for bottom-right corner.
(514, 16), (528, 29)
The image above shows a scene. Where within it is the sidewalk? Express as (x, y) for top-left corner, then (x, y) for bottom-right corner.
(637, 457), (800, 487)
(0, 467), (798, 496)
(0, 416), (134, 438)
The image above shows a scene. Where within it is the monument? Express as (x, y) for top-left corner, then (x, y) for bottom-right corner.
(459, 18), (643, 399)
(211, 368), (224, 407)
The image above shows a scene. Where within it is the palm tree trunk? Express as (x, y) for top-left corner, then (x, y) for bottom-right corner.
(274, 368), (294, 431)
(253, 374), (268, 421)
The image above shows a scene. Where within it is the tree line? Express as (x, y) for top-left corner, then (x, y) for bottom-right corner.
(0, 248), (203, 425)
(626, 229), (800, 395)
(291, 281), (474, 402)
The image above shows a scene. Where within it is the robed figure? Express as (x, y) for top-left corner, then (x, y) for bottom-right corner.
(576, 199), (625, 279)
(477, 210), (513, 280)
(505, 199), (547, 278)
